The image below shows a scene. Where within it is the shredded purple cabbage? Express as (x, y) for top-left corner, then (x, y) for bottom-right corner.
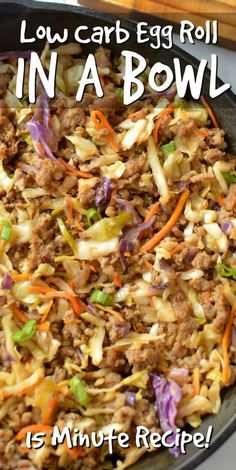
(143, 84), (177, 101)
(118, 216), (155, 268)
(118, 239), (134, 269)
(123, 216), (155, 243)
(2, 273), (12, 290)
(0, 50), (31, 61)
(221, 220), (232, 234)
(113, 195), (136, 216)
(94, 178), (114, 211)
(151, 374), (182, 458)
(125, 391), (136, 406)
(27, 95), (56, 160)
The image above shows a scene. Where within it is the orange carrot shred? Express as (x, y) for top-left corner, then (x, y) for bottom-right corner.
(144, 201), (160, 224)
(34, 141), (45, 155)
(74, 213), (84, 232)
(91, 110), (118, 152)
(141, 189), (190, 252)
(37, 321), (50, 332)
(11, 273), (32, 282)
(16, 425), (53, 441)
(58, 158), (93, 179)
(11, 305), (28, 323)
(42, 396), (58, 424)
(153, 107), (173, 144)
(113, 274), (122, 288)
(192, 367), (200, 396)
(200, 96), (219, 128)
(144, 259), (153, 270)
(170, 241), (186, 255)
(40, 300), (53, 324)
(29, 285), (86, 317)
(222, 300), (236, 385)
(66, 444), (86, 459)
(217, 194), (225, 207)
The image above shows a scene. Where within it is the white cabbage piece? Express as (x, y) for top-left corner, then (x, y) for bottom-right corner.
(0, 161), (14, 192)
(66, 134), (99, 161)
(152, 297), (176, 322)
(101, 161), (126, 179)
(76, 237), (119, 260)
(147, 136), (170, 204)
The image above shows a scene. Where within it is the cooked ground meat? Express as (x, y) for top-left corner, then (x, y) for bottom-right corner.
(0, 45), (235, 470)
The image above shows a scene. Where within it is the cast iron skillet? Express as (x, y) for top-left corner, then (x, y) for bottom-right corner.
(0, 1), (236, 469)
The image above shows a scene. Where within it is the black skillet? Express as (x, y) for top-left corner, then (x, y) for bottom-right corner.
(0, 1), (236, 469)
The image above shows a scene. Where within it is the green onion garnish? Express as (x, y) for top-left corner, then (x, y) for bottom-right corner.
(1, 221), (12, 241)
(215, 262), (236, 280)
(69, 375), (90, 406)
(57, 218), (76, 253)
(90, 289), (113, 306)
(86, 208), (102, 227)
(115, 87), (123, 100)
(222, 172), (236, 185)
(8, 173), (14, 179)
(160, 141), (176, 156)
(12, 319), (37, 344)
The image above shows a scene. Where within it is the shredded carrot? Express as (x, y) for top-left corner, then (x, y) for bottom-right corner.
(34, 141), (45, 155)
(58, 158), (93, 179)
(42, 396), (58, 424)
(170, 241), (186, 255)
(91, 110), (118, 152)
(124, 251), (131, 257)
(200, 96), (219, 128)
(113, 273), (122, 288)
(144, 201), (160, 224)
(65, 194), (73, 225)
(69, 281), (75, 291)
(196, 128), (209, 138)
(192, 367), (200, 396)
(74, 213), (84, 232)
(40, 300), (53, 323)
(11, 273), (32, 282)
(144, 259), (153, 270)
(37, 321), (50, 332)
(217, 194), (225, 207)
(16, 425), (53, 441)
(222, 300), (236, 385)
(11, 305), (28, 323)
(141, 189), (190, 252)
(66, 444), (86, 459)
(153, 107), (173, 144)
(29, 285), (86, 317)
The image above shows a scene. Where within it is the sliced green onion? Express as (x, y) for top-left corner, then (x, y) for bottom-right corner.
(12, 319), (37, 344)
(174, 96), (186, 108)
(222, 172), (236, 185)
(8, 173), (14, 179)
(115, 87), (123, 100)
(69, 375), (90, 406)
(57, 218), (76, 253)
(90, 289), (113, 306)
(1, 221), (12, 241)
(51, 207), (63, 218)
(215, 262), (236, 280)
(86, 208), (102, 227)
(160, 141), (176, 156)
